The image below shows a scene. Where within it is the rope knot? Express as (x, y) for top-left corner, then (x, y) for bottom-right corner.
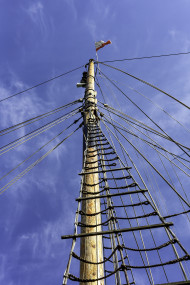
(117, 244), (123, 251)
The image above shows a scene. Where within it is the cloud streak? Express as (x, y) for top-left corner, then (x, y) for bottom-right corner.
(25, 2), (48, 37)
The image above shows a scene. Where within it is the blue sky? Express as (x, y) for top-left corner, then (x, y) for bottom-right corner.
(0, 0), (190, 284)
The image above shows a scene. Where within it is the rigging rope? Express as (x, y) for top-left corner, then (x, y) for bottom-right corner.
(93, 123), (158, 283)
(102, 115), (190, 176)
(66, 255), (190, 283)
(0, 107), (81, 156)
(96, 98), (189, 272)
(101, 112), (190, 163)
(0, 122), (82, 195)
(99, 121), (188, 280)
(0, 99), (81, 135)
(97, 62), (190, 110)
(100, 117), (190, 208)
(98, 70), (190, 159)
(100, 50), (190, 63)
(0, 65), (84, 103)
(0, 115), (82, 183)
(98, 102), (190, 160)
(98, 73), (190, 135)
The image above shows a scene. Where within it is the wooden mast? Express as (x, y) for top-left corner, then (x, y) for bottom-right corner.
(80, 59), (104, 284)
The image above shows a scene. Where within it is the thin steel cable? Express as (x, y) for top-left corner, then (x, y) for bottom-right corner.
(81, 124), (109, 283)
(90, 120), (189, 280)
(90, 123), (122, 284)
(100, 51), (190, 63)
(100, 122), (167, 283)
(99, 117), (189, 243)
(92, 125), (123, 284)
(0, 99), (81, 134)
(97, 62), (190, 110)
(99, 150), (129, 284)
(97, 126), (136, 284)
(102, 119), (190, 207)
(0, 107), (81, 156)
(97, 122), (155, 283)
(107, 113), (168, 216)
(98, 102), (190, 154)
(0, 124), (81, 195)
(0, 103), (79, 138)
(98, 70), (190, 158)
(97, 71), (190, 165)
(98, 103), (190, 164)
(100, 116), (190, 257)
(98, 72), (190, 135)
(0, 103), (78, 137)
(132, 146), (170, 281)
(0, 65), (84, 103)
(0, 115), (82, 183)
(159, 151), (190, 223)
(158, 152), (190, 236)
(100, 117), (189, 279)
(63, 148), (88, 284)
(108, 112), (190, 168)
(168, 153), (190, 208)
(102, 113), (190, 172)
(136, 148), (167, 216)
(97, 73), (121, 109)
(103, 116), (190, 178)
(97, 79), (159, 283)
(123, 82), (190, 134)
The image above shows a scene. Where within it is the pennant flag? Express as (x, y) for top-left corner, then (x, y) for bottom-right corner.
(95, 40), (112, 52)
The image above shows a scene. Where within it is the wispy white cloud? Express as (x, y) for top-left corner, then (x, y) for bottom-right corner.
(0, 70), (69, 195)
(65, 0), (77, 20)
(84, 18), (97, 41)
(26, 2), (43, 22)
(0, 82), (44, 162)
(89, 0), (112, 20)
(169, 29), (177, 40)
(84, 2), (112, 41)
(168, 28), (190, 51)
(25, 2), (47, 37)
(0, 92), (42, 129)
(0, 255), (6, 282)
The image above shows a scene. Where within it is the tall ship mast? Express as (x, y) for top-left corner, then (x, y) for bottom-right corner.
(0, 53), (190, 284)
(61, 58), (190, 285)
